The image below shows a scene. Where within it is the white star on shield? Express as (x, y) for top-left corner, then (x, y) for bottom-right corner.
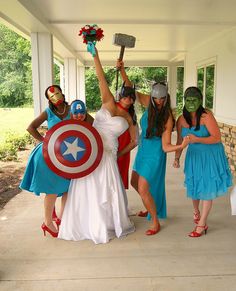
(62, 138), (85, 160)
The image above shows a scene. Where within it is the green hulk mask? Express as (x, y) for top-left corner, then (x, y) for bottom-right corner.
(185, 96), (202, 112)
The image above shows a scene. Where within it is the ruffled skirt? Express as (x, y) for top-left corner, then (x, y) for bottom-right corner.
(184, 143), (232, 200)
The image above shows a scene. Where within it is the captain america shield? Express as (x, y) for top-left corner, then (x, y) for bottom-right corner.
(43, 120), (103, 179)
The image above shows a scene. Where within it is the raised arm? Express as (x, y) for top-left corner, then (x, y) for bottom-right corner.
(116, 60), (150, 107)
(93, 48), (115, 106)
(27, 111), (48, 142)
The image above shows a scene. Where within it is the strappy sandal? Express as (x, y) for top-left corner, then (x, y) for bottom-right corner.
(137, 210), (148, 217)
(193, 210), (201, 224)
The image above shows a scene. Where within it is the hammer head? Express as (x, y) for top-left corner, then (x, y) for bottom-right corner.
(113, 33), (136, 48)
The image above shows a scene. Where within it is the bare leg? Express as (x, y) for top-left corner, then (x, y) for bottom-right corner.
(131, 171), (139, 192)
(192, 199), (200, 213)
(44, 194), (58, 233)
(197, 200), (213, 232)
(192, 199), (200, 222)
(58, 192), (68, 219)
(137, 176), (160, 231)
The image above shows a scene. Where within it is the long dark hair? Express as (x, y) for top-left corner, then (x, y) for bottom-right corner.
(45, 85), (68, 113)
(146, 93), (174, 138)
(119, 83), (137, 125)
(183, 86), (206, 130)
(128, 104), (137, 126)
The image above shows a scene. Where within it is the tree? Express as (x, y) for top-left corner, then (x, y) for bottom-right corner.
(0, 24), (32, 107)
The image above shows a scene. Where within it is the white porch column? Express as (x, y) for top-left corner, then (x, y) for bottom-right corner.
(168, 65), (178, 107)
(64, 58), (78, 104)
(77, 66), (85, 103)
(31, 33), (53, 117)
(54, 58), (65, 93)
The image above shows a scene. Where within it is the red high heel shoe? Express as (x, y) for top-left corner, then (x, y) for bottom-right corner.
(52, 207), (58, 221)
(188, 225), (208, 238)
(41, 223), (58, 238)
(54, 218), (61, 227)
(52, 207), (61, 227)
(193, 210), (201, 224)
(145, 224), (161, 236)
(137, 210), (148, 217)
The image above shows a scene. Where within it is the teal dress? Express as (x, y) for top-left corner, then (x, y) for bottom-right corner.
(20, 108), (71, 196)
(181, 125), (232, 200)
(133, 110), (167, 219)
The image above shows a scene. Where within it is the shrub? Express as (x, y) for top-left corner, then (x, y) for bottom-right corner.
(0, 131), (34, 161)
(0, 143), (17, 161)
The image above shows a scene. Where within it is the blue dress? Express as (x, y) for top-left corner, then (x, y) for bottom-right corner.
(181, 125), (232, 200)
(20, 108), (71, 196)
(133, 110), (167, 219)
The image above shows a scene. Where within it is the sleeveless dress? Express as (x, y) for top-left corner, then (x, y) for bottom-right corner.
(20, 108), (71, 196)
(181, 125), (232, 200)
(117, 129), (131, 189)
(133, 110), (167, 219)
(58, 108), (135, 244)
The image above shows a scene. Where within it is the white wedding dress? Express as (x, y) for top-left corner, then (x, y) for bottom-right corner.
(58, 108), (135, 244)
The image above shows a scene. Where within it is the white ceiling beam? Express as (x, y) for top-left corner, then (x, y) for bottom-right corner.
(49, 20), (236, 26)
(84, 60), (184, 67)
(75, 50), (187, 53)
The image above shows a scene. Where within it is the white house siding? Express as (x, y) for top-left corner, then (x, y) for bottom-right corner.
(184, 28), (236, 176)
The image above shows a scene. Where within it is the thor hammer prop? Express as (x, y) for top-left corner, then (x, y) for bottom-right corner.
(113, 33), (136, 96)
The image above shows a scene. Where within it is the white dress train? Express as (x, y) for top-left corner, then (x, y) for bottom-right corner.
(58, 108), (135, 244)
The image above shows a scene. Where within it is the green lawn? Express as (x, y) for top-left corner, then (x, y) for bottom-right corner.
(0, 108), (34, 143)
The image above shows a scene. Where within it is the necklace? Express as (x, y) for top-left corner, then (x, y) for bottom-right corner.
(54, 104), (66, 115)
(116, 102), (129, 112)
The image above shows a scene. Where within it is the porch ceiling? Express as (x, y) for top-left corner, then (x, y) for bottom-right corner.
(1, 0), (236, 66)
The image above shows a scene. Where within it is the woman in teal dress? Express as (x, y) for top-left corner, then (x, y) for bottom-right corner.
(117, 61), (189, 235)
(20, 85), (71, 237)
(174, 87), (232, 237)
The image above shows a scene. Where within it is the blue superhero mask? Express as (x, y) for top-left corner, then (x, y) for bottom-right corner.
(71, 100), (86, 115)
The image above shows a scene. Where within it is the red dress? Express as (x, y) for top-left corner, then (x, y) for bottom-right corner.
(117, 130), (131, 189)
(116, 102), (131, 189)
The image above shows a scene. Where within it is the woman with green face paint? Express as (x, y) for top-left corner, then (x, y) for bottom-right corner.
(174, 86), (232, 237)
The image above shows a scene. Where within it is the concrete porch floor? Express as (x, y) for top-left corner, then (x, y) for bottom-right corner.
(0, 146), (236, 291)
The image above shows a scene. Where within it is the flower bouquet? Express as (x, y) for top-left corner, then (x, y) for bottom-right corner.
(78, 24), (104, 56)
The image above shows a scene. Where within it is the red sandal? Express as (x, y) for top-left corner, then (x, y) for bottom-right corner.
(193, 210), (201, 224)
(188, 225), (208, 238)
(145, 224), (161, 236)
(137, 210), (148, 217)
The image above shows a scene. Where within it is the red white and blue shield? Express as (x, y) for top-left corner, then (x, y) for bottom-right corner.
(43, 120), (103, 179)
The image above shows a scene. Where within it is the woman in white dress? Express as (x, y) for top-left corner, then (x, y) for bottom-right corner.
(58, 48), (137, 244)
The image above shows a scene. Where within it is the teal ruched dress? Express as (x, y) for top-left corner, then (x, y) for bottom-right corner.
(181, 125), (232, 200)
(133, 110), (167, 219)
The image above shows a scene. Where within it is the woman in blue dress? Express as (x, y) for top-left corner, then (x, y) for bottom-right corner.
(117, 61), (189, 235)
(173, 87), (232, 237)
(20, 85), (71, 237)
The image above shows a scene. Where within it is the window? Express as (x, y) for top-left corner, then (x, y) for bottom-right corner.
(197, 64), (215, 110)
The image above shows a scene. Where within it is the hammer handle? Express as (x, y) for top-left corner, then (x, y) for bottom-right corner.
(119, 46), (125, 61)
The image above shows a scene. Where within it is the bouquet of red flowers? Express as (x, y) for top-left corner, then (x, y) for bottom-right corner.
(79, 24), (104, 44)
(79, 24), (104, 56)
